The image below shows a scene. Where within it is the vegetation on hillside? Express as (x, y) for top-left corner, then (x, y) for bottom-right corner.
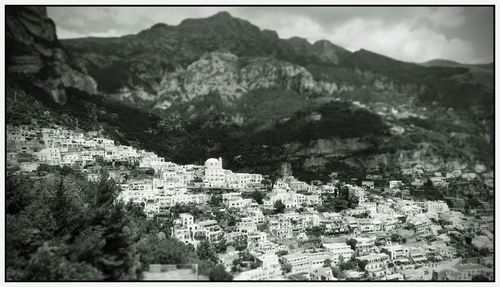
(6, 167), (232, 281)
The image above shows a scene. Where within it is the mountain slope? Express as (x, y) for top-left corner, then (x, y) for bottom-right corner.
(6, 8), (494, 182)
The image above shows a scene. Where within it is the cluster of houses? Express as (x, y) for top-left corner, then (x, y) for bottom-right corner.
(6, 124), (494, 281)
(167, 176), (493, 281)
(7, 125), (137, 170)
(6, 125), (262, 190)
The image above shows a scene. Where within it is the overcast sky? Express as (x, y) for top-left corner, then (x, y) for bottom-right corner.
(48, 6), (493, 64)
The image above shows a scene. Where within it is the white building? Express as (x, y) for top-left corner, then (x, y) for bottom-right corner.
(382, 244), (409, 260)
(237, 217), (258, 233)
(323, 243), (355, 264)
(37, 148), (61, 165)
(204, 158), (226, 187)
(389, 180), (404, 189)
(357, 253), (390, 278)
(426, 201), (449, 213)
(234, 254), (283, 280)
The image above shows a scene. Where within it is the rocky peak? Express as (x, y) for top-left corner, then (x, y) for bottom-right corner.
(179, 10), (256, 31)
(209, 11), (233, 20)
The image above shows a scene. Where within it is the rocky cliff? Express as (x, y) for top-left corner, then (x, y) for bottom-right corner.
(109, 50), (358, 112)
(6, 6), (97, 104)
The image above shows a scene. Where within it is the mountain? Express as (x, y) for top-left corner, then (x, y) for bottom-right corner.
(422, 58), (493, 69)
(422, 58), (464, 67)
(60, 11), (351, 97)
(421, 58), (494, 89)
(6, 7), (494, 182)
(6, 6), (97, 104)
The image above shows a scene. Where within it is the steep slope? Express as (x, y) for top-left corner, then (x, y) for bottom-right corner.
(6, 6), (97, 104)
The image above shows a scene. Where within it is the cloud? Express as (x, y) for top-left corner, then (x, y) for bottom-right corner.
(248, 11), (478, 63)
(243, 13), (328, 42)
(413, 7), (466, 29)
(55, 26), (126, 39)
(54, 26), (86, 39)
(327, 17), (476, 63)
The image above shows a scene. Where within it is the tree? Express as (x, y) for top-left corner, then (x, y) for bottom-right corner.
(318, 193), (356, 213)
(210, 194), (223, 206)
(391, 233), (400, 243)
(467, 196), (483, 209)
(340, 260), (357, 271)
(346, 239), (357, 251)
(209, 264), (233, 281)
(331, 267), (345, 279)
(445, 198), (455, 208)
(323, 258), (332, 267)
(479, 247), (491, 257)
(234, 237), (248, 252)
(214, 239), (227, 253)
(6, 175), (34, 215)
(136, 234), (197, 267)
(421, 179), (444, 200)
(338, 255), (345, 265)
(6, 168), (146, 280)
(144, 168), (155, 176)
(273, 200), (286, 214)
(306, 226), (326, 238)
(99, 202), (135, 280)
(249, 190), (266, 204)
(257, 222), (268, 232)
(276, 250), (288, 257)
(51, 178), (72, 235)
(358, 259), (369, 271)
(281, 262), (292, 273)
(7, 166), (242, 281)
(197, 240), (218, 264)
(250, 261), (261, 269)
(261, 179), (272, 186)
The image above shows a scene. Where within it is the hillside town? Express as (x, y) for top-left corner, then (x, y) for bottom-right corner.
(6, 124), (494, 281)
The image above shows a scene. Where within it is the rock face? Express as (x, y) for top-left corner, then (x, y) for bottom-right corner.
(111, 50), (355, 110)
(6, 6), (97, 104)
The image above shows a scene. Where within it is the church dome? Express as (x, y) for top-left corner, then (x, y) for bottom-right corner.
(205, 157), (223, 169)
(205, 158), (219, 165)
